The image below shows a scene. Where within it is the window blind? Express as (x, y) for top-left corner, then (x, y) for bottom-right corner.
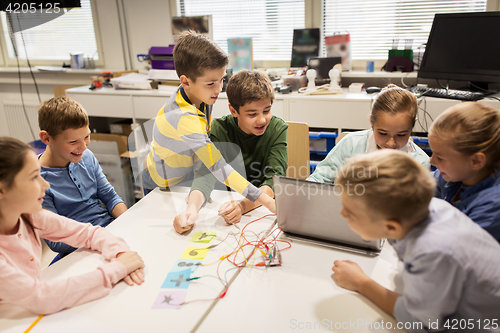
(178, 0), (305, 61)
(2, 0), (99, 61)
(322, 0), (487, 60)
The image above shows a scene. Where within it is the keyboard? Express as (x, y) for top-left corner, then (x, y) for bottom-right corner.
(408, 86), (486, 101)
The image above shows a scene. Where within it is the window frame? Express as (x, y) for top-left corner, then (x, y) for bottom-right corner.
(313, 0), (498, 70)
(174, 0), (307, 68)
(0, 0), (105, 67)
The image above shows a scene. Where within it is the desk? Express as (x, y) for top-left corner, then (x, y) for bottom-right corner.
(66, 85), (500, 134)
(1, 188), (401, 333)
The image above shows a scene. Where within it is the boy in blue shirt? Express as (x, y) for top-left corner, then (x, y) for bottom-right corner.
(332, 150), (500, 332)
(38, 96), (127, 258)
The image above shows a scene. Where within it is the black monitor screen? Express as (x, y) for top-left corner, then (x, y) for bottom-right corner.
(418, 12), (500, 85)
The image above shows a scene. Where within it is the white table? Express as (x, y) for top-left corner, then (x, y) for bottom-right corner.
(197, 236), (403, 333)
(0, 188), (402, 333)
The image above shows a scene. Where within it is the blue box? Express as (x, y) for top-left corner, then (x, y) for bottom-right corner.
(309, 132), (338, 155)
(412, 136), (432, 155)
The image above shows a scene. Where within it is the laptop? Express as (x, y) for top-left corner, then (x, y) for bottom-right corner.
(273, 176), (384, 256)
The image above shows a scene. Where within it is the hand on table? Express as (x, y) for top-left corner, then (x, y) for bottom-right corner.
(173, 211), (198, 234)
(113, 251), (145, 286)
(331, 260), (371, 292)
(218, 201), (243, 225)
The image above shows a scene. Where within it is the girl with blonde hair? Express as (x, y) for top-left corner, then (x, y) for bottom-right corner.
(429, 102), (500, 242)
(308, 84), (430, 183)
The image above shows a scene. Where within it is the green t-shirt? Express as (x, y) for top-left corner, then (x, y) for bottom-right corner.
(190, 114), (288, 201)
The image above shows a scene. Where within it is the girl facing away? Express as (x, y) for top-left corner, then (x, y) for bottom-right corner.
(429, 102), (500, 242)
(307, 84), (430, 183)
(0, 137), (145, 314)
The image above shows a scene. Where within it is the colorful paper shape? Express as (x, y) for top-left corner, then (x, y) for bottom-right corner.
(152, 290), (187, 309)
(190, 231), (216, 243)
(161, 269), (192, 289)
(180, 246), (209, 260)
(227, 38), (253, 72)
(171, 259), (202, 274)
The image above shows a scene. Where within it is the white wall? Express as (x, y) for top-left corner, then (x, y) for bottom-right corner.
(0, 0), (175, 138)
(121, 0), (174, 71)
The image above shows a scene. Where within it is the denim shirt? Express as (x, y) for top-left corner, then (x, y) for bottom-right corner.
(433, 169), (500, 242)
(390, 198), (500, 332)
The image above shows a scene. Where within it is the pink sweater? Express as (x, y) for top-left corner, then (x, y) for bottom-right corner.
(0, 210), (129, 314)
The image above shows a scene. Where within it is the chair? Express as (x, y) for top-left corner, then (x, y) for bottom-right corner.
(336, 131), (349, 144)
(54, 86), (78, 97)
(285, 121), (310, 180)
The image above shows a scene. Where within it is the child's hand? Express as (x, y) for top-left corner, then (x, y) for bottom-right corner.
(256, 193), (276, 214)
(173, 211), (197, 234)
(332, 260), (370, 292)
(218, 201), (243, 224)
(113, 251), (145, 284)
(123, 268), (145, 286)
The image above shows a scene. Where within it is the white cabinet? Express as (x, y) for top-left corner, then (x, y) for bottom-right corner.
(67, 86), (500, 133)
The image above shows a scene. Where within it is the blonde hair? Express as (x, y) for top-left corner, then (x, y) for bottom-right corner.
(335, 150), (435, 226)
(174, 31), (228, 81)
(430, 102), (500, 173)
(38, 96), (89, 137)
(371, 84), (418, 127)
(226, 70), (275, 113)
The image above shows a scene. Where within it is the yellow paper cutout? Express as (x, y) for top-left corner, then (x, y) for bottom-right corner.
(180, 247), (209, 260)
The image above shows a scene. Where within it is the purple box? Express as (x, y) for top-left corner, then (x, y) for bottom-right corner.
(149, 46), (175, 70)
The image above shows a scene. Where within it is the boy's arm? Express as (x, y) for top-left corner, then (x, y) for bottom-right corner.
(219, 185), (274, 225)
(180, 115), (272, 208)
(173, 190), (206, 234)
(111, 202), (128, 219)
(332, 260), (400, 316)
(190, 161), (218, 206)
(334, 253), (466, 331)
(190, 122), (246, 206)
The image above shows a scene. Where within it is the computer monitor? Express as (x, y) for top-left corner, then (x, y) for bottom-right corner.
(418, 12), (500, 90)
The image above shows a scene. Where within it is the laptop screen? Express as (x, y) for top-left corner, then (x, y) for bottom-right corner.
(273, 176), (383, 254)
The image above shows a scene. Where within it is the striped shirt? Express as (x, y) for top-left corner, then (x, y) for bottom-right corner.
(146, 86), (262, 201)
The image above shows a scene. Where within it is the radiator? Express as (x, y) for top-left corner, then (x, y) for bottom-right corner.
(3, 101), (40, 143)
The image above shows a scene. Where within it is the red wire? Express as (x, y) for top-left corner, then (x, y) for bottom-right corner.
(182, 214), (290, 306)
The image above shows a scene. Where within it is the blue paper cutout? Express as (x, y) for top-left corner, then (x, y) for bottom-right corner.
(161, 269), (192, 289)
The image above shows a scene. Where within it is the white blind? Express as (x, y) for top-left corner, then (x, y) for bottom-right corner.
(2, 0), (99, 61)
(322, 0), (487, 60)
(178, 0), (305, 61)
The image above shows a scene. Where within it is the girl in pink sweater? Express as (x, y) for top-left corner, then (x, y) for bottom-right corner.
(0, 137), (145, 314)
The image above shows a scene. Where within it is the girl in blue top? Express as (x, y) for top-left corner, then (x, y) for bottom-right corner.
(308, 84), (430, 183)
(429, 102), (500, 242)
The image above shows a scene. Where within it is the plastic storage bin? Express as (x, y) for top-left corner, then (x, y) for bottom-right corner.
(309, 132), (338, 173)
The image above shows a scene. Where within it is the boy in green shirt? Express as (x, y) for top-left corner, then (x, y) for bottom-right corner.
(174, 70), (288, 233)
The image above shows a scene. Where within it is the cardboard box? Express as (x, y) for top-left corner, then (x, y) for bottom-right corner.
(110, 120), (133, 137)
(89, 133), (135, 207)
(90, 133), (129, 154)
